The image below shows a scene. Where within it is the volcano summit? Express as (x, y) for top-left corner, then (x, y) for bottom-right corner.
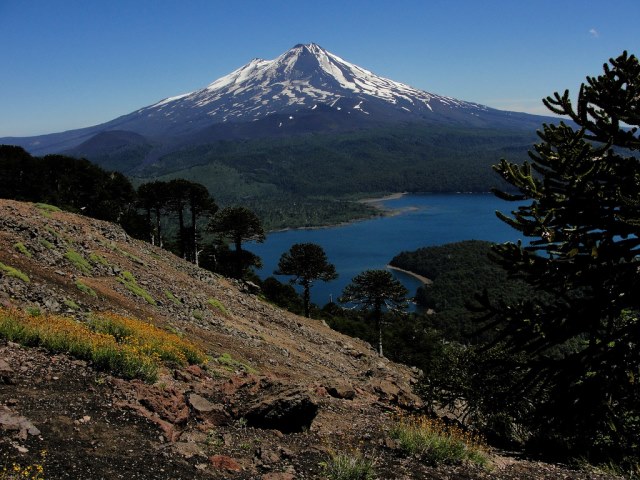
(3, 43), (547, 156)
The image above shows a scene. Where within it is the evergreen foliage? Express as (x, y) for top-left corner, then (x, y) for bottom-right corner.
(390, 241), (534, 342)
(275, 243), (338, 318)
(340, 269), (408, 356)
(480, 52), (640, 466)
(207, 206), (265, 279)
(0, 146), (139, 229)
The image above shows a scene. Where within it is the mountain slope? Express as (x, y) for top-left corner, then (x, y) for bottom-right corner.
(3, 43), (552, 157)
(0, 200), (622, 479)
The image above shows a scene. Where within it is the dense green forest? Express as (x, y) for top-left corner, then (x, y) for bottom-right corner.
(389, 240), (533, 343)
(130, 123), (535, 229)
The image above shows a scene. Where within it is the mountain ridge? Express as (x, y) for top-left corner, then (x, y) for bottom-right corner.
(2, 43), (553, 157)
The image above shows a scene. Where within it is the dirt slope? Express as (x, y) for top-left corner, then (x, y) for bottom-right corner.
(0, 200), (621, 479)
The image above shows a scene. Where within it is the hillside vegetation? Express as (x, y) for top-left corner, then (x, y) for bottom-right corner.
(125, 124), (536, 229)
(0, 199), (622, 480)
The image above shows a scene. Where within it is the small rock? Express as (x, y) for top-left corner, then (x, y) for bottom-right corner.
(261, 473), (294, 480)
(0, 358), (15, 384)
(174, 441), (205, 459)
(210, 454), (242, 472)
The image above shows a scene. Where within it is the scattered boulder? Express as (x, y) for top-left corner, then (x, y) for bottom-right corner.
(325, 381), (356, 400)
(243, 389), (318, 433)
(187, 393), (230, 425)
(0, 405), (40, 440)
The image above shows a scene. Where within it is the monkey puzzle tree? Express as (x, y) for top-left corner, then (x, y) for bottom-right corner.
(275, 243), (337, 318)
(485, 51), (640, 463)
(340, 269), (408, 357)
(208, 206), (265, 279)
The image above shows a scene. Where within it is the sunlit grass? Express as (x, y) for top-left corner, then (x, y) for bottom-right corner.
(321, 451), (376, 480)
(0, 307), (205, 382)
(13, 242), (32, 258)
(390, 415), (489, 467)
(89, 312), (206, 365)
(208, 298), (227, 314)
(0, 261), (29, 283)
(118, 271), (156, 305)
(65, 249), (92, 274)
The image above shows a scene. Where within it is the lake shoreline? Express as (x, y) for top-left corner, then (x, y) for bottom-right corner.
(386, 264), (433, 285)
(267, 192), (408, 233)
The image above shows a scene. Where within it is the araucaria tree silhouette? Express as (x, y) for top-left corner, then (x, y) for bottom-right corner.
(208, 206), (265, 279)
(486, 51), (640, 464)
(340, 269), (408, 357)
(275, 243), (337, 318)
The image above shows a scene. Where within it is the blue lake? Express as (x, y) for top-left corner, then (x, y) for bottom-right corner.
(250, 193), (524, 306)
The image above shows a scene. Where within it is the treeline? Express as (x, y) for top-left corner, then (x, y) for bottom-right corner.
(0, 145), (265, 278)
(0, 145), (139, 228)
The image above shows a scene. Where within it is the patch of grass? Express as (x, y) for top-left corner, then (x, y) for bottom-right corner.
(38, 238), (54, 249)
(192, 310), (204, 320)
(75, 280), (97, 298)
(207, 298), (227, 314)
(118, 271), (156, 305)
(101, 241), (146, 265)
(63, 298), (80, 310)
(35, 202), (61, 218)
(321, 451), (376, 480)
(216, 352), (256, 374)
(89, 252), (109, 266)
(164, 289), (182, 306)
(35, 203), (61, 213)
(0, 262), (30, 283)
(13, 242), (32, 258)
(65, 249), (92, 274)
(390, 415), (489, 467)
(0, 308), (206, 382)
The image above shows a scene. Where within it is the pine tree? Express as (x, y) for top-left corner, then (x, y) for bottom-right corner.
(486, 52), (640, 463)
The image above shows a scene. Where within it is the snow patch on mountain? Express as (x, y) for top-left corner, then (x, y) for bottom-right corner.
(134, 43), (488, 127)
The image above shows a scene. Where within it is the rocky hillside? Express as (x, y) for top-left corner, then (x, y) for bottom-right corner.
(0, 199), (621, 479)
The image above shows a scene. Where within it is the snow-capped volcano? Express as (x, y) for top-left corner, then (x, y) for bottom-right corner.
(3, 43), (548, 155)
(135, 42), (486, 130)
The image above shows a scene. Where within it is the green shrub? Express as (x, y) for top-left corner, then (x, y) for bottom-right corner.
(321, 452), (376, 480)
(39, 238), (54, 249)
(35, 202), (61, 218)
(13, 242), (32, 258)
(63, 298), (80, 310)
(89, 252), (109, 266)
(0, 261), (30, 283)
(216, 352), (256, 374)
(65, 249), (92, 274)
(390, 416), (489, 467)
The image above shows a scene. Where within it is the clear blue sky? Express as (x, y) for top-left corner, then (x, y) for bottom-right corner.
(1, 0), (638, 137)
